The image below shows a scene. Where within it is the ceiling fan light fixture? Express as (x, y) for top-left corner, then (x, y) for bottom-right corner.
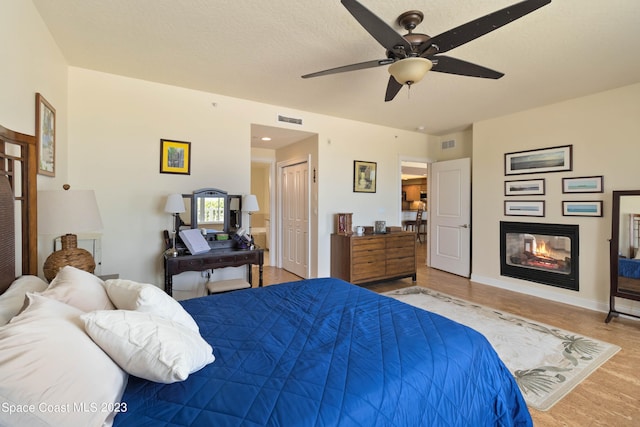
(388, 57), (433, 85)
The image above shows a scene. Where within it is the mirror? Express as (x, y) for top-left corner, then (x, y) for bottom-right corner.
(192, 188), (227, 233)
(189, 189), (242, 234)
(607, 190), (640, 322)
(179, 194), (192, 228)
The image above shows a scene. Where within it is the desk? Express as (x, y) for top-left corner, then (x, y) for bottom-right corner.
(164, 248), (264, 296)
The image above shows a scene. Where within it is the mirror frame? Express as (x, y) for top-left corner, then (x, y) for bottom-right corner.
(607, 190), (640, 322)
(191, 188), (228, 233)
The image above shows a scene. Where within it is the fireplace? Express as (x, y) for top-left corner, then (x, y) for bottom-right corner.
(500, 221), (579, 291)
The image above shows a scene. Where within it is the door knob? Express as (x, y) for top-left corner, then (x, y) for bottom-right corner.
(460, 224), (470, 228)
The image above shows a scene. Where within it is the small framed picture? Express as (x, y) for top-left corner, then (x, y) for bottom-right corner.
(504, 200), (545, 217)
(562, 201), (603, 217)
(562, 176), (604, 193)
(353, 160), (376, 193)
(505, 145), (572, 175)
(504, 178), (545, 196)
(36, 93), (56, 177)
(160, 139), (191, 175)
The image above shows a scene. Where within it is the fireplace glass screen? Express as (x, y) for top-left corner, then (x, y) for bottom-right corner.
(500, 221), (579, 290)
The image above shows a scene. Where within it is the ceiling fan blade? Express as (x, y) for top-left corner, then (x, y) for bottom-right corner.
(384, 76), (403, 102)
(431, 55), (504, 79)
(426, 0), (551, 55)
(341, 0), (412, 57)
(302, 58), (394, 79)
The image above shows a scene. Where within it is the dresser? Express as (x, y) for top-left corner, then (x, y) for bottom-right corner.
(331, 232), (416, 284)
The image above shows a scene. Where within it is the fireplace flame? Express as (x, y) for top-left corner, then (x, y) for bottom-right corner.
(534, 240), (550, 256)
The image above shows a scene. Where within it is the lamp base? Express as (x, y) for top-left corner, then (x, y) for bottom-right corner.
(43, 234), (96, 282)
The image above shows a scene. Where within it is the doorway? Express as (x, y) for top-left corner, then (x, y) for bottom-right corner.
(401, 160), (429, 263)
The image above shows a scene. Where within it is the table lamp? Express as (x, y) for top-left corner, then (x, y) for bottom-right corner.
(242, 194), (259, 236)
(38, 184), (103, 281)
(164, 193), (186, 257)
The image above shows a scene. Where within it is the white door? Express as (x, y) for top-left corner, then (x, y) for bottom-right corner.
(281, 161), (308, 277)
(429, 158), (471, 277)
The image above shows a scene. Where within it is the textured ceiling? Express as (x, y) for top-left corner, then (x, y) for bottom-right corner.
(32, 0), (640, 139)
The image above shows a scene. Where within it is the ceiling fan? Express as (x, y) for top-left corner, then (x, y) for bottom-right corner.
(302, 0), (551, 101)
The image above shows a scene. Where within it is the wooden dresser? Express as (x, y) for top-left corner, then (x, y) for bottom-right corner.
(331, 232), (416, 284)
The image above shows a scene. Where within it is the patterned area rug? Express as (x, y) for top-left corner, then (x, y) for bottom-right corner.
(384, 286), (621, 411)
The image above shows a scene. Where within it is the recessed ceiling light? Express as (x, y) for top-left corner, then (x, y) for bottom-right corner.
(261, 137), (272, 141)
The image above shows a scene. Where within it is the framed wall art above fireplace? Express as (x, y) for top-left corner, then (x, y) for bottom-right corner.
(504, 145), (572, 176)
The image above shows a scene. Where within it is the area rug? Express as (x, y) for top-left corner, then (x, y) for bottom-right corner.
(384, 286), (621, 411)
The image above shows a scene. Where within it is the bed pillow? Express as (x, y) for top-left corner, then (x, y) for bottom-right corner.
(40, 265), (115, 312)
(0, 275), (48, 325)
(82, 310), (215, 384)
(103, 279), (199, 332)
(0, 294), (127, 427)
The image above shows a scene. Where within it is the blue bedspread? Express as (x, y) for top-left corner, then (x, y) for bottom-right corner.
(619, 257), (640, 278)
(114, 278), (531, 426)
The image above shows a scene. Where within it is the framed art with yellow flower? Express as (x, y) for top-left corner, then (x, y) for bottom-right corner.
(160, 139), (191, 175)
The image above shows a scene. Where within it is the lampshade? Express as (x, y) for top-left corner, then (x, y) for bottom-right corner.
(38, 186), (103, 281)
(388, 57), (433, 85)
(38, 188), (103, 236)
(242, 195), (259, 213)
(229, 197), (240, 211)
(164, 193), (186, 214)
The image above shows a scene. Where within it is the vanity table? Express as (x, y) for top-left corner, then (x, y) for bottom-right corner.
(163, 187), (263, 296)
(164, 248), (264, 296)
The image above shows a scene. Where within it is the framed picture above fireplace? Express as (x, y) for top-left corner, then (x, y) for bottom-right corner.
(504, 145), (572, 175)
(504, 200), (545, 217)
(562, 201), (603, 217)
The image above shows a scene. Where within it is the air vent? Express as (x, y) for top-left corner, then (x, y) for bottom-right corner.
(441, 139), (456, 150)
(277, 114), (303, 125)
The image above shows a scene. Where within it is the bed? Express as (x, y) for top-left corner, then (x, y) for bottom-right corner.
(0, 125), (531, 427)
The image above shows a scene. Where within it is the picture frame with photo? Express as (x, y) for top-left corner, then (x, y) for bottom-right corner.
(36, 93), (56, 177)
(504, 178), (545, 196)
(160, 139), (191, 175)
(504, 200), (545, 217)
(505, 145), (572, 175)
(562, 176), (604, 193)
(353, 160), (376, 193)
(562, 201), (603, 217)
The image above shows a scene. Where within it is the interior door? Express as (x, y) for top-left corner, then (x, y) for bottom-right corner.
(281, 161), (309, 277)
(429, 158), (471, 277)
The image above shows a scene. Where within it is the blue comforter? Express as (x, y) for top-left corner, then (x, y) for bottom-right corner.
(619, 257), (640, 278)
(114, 278), (531, 426)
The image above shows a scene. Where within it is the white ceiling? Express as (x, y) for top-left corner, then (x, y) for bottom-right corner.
(32, 0), (640, 145)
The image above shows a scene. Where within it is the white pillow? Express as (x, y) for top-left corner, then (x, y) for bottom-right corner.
(82, 310), (215, 384)
(40, 265), (115, 312)
(0, 294), (127, 427)
(103, 279), (199, 332)
(0, 275), (48, 325)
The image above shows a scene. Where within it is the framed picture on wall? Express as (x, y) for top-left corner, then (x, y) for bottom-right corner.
(504, 178), (545, 196)
(504, 145), (572, 175)
(562, 176), (604, 193)
(160, 139), (191, 175)
(562, 201), (603, 217)
(504, 200), (545, 217)
(353, 160), (377, 193)
(36, 93), (56, 177)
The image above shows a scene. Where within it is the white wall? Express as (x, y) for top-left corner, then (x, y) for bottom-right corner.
(472, 83), (640, 313)
(67, 68), (429, 290)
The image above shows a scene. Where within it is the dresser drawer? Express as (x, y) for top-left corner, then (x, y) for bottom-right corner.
(352, 249), (385, 265)
(352, 262), (385, 282)
(352, 238), (385, 254)
(386, 257), (415, 276)
(386, 235), (415, 250)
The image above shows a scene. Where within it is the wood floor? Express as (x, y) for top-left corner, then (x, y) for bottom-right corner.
(256, 244), (640, 426)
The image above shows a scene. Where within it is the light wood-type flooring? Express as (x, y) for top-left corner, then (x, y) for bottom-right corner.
(255, 243), (640, 426)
